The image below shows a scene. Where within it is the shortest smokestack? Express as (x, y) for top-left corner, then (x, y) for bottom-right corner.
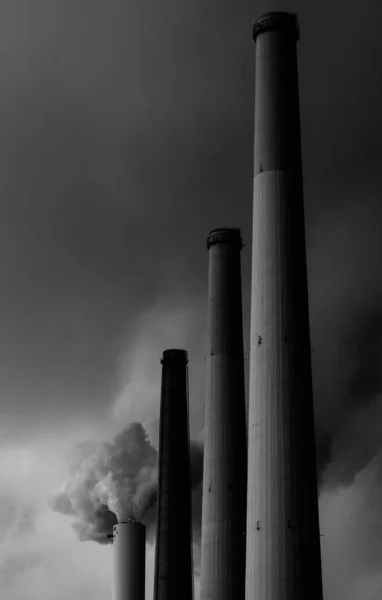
(112, 517), (146, 600)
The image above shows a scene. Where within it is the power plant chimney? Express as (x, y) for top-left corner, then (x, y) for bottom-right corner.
(246, 12), (323, 600)
(154, 349), (193, 600)
(111, 517), (146, 600)
(200, 228), (247, 600)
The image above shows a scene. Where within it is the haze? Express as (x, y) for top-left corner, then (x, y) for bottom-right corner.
(1, 0), (382, 598)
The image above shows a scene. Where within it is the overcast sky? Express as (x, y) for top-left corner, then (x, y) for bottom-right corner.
(1, 0), (382, 598)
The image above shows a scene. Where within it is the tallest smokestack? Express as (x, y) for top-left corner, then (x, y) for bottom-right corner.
(246, 12), (323, 600)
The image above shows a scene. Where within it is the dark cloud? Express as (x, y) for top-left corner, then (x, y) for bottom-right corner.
(310, 197), (382, 481)
(0, 0), (382, 597)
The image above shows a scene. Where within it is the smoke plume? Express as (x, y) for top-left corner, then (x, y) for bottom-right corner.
(51, 422), (203, 545)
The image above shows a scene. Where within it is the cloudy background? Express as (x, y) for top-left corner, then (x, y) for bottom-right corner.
(0, 0), (382, 597)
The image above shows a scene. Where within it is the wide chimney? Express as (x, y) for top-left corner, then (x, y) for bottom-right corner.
(111, 518), (146, 600)
(153, 349), (193, 600)
(246, 12), (323, 600)
(200, 228), (247, 600)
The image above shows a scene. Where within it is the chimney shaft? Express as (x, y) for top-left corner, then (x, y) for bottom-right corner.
(112, 521), (146, 600)
(246, 12), (323, 600)
(154, 349), (193, 600)
(200, 228), (247, 600)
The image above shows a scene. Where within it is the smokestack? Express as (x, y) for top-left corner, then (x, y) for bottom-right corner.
(200, 228), (247, 600)
(246, 11), (323, 600)
(154, 349), (193, 600)
(111, 518), (146, 600)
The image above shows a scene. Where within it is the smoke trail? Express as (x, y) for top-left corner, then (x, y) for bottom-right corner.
(51, 422), (203, 545)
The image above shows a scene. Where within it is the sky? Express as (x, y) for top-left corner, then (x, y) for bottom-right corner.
(0, 0), (382, 598)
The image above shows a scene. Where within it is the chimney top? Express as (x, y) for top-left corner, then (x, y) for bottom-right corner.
(253, 12), (299, 42)
(161, 349), (188, 364)
(113, 520), (145, 532)
(207, 228), (243, 250)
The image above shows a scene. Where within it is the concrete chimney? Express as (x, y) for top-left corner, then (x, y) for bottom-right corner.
(154, 349), (193, 600)
(111, 518), (146, 600)
(246, 12), (323, 600)
(200, 228), (247, 600)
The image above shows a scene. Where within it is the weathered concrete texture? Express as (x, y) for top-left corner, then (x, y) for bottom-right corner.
(112, 522), (146, 600)
(200, 228), (247, 600)
(246, 12), (323, 600)
(154, 349), (193, 600)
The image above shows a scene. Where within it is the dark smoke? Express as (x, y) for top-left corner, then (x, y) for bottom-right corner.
(319, 310), (382, 488)
(51, 422), (203, 545)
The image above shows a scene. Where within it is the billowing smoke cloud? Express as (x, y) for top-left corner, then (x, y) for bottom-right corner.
(51, 422), (203, 545)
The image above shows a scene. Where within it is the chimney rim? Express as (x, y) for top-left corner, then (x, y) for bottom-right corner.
(207, 227), (243, 250)
(161, 349), (188, 364)
(253, 11), (299, 42)
(113, 521), (146, 531)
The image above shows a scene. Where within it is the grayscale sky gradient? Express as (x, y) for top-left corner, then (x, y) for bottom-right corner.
(1, 0), (382, 598)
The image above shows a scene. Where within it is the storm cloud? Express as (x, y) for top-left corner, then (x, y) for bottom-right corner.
(0, 0), (382, 598)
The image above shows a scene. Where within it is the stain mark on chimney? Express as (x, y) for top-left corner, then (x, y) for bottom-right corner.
(258, 335), (263, 346)
(256, 521), (260, 530)
(284, 333), (289, 343)
(259, 164), (263, 172)
(208, 481), (212, 492)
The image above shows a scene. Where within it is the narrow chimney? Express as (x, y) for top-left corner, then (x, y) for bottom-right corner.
(154, 349), (193, 600)
(246, 12), (323, 600)
(200, 228), (247, 600)
(112, 518), (146, 600)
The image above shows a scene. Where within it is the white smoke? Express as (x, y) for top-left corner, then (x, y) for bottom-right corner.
(51, 422), (203, 545)
(51, 423), (157, 542)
